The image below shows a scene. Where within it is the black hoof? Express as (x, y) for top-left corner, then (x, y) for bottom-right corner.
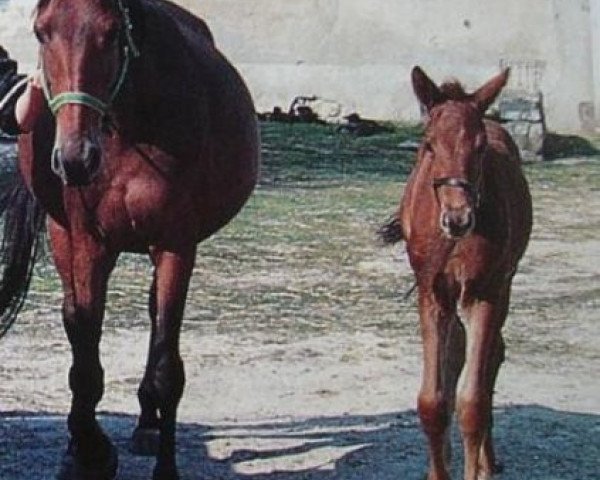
(56, 441), (118, 480)
(153, 464), (179, 480)
(130, 426), (160, 456)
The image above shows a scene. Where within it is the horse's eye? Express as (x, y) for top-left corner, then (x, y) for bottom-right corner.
(103, 28), (120, 47)
(34, 27), (50, 44)
(423, 141), (434, 156)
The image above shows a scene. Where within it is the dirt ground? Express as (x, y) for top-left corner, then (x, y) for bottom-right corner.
(0, 138), (598, 479)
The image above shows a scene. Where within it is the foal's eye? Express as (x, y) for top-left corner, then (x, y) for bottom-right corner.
(34, 27), (50, 44)
(423, 141), (434, 156)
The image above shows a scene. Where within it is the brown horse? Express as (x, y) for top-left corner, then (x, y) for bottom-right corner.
(381, 67), (532, 480)
(0, 0), (259, 478)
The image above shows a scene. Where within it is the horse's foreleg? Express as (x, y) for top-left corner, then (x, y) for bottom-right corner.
(477, 289), (510, 478)
(457, 299), (503, 480)
(49, 221), (118, 480)
(146, 247), (195, 480)
(442, 314), (466, 467)
(478, 334), (505, 478)
(417, 291), (460, 480)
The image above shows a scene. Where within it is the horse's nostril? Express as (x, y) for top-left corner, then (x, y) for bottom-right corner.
(442, 213), (450, 229)
(51, 147), (65, 178)
(86, 144), (101, 175)
(62, 160), (92, 186)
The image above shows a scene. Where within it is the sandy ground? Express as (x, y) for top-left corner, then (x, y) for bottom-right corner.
(0, 156), (599, 479)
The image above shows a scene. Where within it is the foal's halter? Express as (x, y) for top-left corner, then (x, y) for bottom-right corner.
(433, 176), (481, 208)
(39, 0), (140, 117)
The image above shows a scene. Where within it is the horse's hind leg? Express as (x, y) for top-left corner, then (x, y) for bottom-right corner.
(131, 274), (161, 456)
(49, 221), (118, 480)
(142, 246), (195, 480)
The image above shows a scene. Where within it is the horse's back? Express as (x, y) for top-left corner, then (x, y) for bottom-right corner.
(144, 0), (215, 45)
(137, 0), (260, 239)
(484, 119), (532, 262)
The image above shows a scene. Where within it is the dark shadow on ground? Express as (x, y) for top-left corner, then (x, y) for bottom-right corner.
(0, 405), (598, 479)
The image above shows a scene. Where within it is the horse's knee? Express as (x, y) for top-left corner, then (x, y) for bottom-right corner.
(457, 392), (490, 436)
(69, 361), (104, 396)
(418, 392), (450, 435)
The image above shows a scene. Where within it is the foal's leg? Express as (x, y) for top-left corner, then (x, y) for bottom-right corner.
(442, 314), (466, 466)
(478, 334), (505, 477)
(418, 290), (463, 480)
(478, 289), (510, 477)
(49, 221), (118, 479)
(457, 298), (503, 480)
(144, 246), (195, 480)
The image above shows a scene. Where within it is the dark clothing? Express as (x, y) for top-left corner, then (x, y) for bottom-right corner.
(0, 47), (26, 136)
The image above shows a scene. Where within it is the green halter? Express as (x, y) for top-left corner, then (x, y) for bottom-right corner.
(40, 0), (140, 117)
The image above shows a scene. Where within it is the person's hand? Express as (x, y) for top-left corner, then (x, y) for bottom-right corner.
(28, 70), (43, 91)
(15, 70), (45, 132)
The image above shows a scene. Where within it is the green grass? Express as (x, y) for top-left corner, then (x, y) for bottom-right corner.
(11, 122), (600, 352)
(20, 122), (421, 341)
(259, 122), (419, 184)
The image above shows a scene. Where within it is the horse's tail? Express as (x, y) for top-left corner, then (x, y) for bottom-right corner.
(377, 215), (404, 245)
(0, 169), (45, 338)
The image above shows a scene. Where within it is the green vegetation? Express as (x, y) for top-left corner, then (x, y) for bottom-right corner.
(14, 122), (600, 350)
(259, 122), (419, 184)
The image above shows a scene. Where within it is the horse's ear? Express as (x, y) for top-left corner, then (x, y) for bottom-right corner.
(472, 68), (510, 114)
(411, 66), (443, 112)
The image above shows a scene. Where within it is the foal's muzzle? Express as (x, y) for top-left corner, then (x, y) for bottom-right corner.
(433, 177), (479, 239)
(52, 137), (102, 186)
(440, 207), (475, 239)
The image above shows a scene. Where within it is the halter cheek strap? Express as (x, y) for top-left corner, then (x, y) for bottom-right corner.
(40, 0), (139, 117)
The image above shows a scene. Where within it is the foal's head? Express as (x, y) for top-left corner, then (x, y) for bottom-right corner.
(34, 0), (138, 186)
(411, 66), (509, 239)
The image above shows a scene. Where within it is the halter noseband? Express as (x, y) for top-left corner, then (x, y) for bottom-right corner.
(40, 0), (140, 117)
(433, 176), (481, 208)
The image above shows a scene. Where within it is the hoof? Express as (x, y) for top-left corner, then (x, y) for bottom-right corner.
(130, 426), (160, 456)
(479, 460), (504, 478)
(153, 464), (179, 480)
(56, 441), (118, 480)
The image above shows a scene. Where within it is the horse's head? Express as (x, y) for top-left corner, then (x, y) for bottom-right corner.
(411, 66), (509, 239)
(34, 0), (138, 186)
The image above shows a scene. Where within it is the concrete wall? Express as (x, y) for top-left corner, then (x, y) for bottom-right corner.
(1, 0), (597, 131)
(182, 0), (597, 132)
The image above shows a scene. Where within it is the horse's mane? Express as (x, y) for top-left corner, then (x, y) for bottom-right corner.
(439, 80), (469, 101)
(33, 0), (48, 13)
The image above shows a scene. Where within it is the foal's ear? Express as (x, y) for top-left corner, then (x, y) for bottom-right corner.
(411, 66), (443, 112)
(472, 68), (510, 114)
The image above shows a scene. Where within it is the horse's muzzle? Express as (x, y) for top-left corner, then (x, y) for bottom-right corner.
(52, 137), (102, 186)
(440, 207), (475, 239)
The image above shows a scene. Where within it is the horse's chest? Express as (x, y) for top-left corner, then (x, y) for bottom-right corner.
(96, 176), (174, 245)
